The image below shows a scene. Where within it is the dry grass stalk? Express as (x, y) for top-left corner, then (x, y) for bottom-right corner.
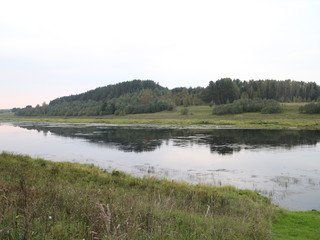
(98, 203), (112, 233)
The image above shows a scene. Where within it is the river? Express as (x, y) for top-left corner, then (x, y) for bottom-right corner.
(1, 121), (320, 211)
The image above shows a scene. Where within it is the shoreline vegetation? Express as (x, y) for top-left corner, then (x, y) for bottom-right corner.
(0, 153), (319, 239)
(2, 104), (320, 129)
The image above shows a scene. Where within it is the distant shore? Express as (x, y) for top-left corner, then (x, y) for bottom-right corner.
(2, 104), (320, 129)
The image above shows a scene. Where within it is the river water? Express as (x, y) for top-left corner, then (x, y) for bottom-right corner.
(1, 121), (320, 211)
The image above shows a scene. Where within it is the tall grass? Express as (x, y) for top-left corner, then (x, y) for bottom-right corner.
(0, 153), (275, 239)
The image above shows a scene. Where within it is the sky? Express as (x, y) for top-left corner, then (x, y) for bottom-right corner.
(1, 0), (320, 109)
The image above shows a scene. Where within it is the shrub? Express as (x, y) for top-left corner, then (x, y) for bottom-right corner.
(261, 104), (283, 114)
(180, 107), (189, 115)
(114, 109), (126, 116)
(213, 99), (282, 115)
(213, 102), (243, 115)
(299, 102), (320, 114)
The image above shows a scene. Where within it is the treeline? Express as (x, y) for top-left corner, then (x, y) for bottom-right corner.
(15, 78), (320, 116)
(0, 109), (11, 113)
(16, 80), (178, 116)
(16, 80), (207, 117)
(201, 78), (320, 105)
(50, 80), (167, 104)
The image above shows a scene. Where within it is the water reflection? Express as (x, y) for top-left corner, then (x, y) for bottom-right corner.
(18, 123), (320, 154)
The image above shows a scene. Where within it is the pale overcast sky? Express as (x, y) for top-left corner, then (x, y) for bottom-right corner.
(1, 0), (320, 109)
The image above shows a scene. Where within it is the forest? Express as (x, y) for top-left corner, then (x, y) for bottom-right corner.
(15, 78), (320, 116)
(201, 78), (320, 104)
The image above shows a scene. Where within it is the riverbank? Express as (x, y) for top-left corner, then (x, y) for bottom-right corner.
(2, 104), (320, 129)
(1, 153), (319, 239)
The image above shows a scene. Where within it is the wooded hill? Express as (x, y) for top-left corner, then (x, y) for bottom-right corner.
(15, 78), (320, 116)
(15, 80), (203, 116)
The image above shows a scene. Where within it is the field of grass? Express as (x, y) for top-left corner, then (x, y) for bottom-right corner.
(1, 104), (320, 129)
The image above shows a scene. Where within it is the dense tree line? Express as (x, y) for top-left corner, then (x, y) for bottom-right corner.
(170, 87), (205, 106)
(0, 109), (11, 113)
(49, 80), (167, 105)
(16, 80), (177, 116)
(15, 78), (320, 116)
(201, 78), (320, 105)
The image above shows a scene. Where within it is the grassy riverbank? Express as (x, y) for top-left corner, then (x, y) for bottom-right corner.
(0, 153), (272, 239)
(2, 104), (320, 129)
(1, 153), (319, 239)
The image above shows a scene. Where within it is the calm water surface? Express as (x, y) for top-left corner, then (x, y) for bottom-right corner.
(1, 122), (320, 211)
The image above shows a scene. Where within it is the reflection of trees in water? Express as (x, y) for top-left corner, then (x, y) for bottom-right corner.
(170, 129), (320, 154)
(19, 124), (320, 154)
(196, 130), (320, 155)
(22, 125), (175, 152)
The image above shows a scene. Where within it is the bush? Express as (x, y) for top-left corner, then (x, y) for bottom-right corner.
(213, 102), (243, 115)
(261, 104), (283, 114)
(180, 107), (189, 115)
(213, 99), (282, 115)
(299, 102), (320, 114)
(114, 109), (126, 116)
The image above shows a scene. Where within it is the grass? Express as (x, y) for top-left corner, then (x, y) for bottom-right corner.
(2, 104), (320, 129)
(0, 153), (275, 239)
(272, 210), (320, 240)
(1, 153), (319, 239)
